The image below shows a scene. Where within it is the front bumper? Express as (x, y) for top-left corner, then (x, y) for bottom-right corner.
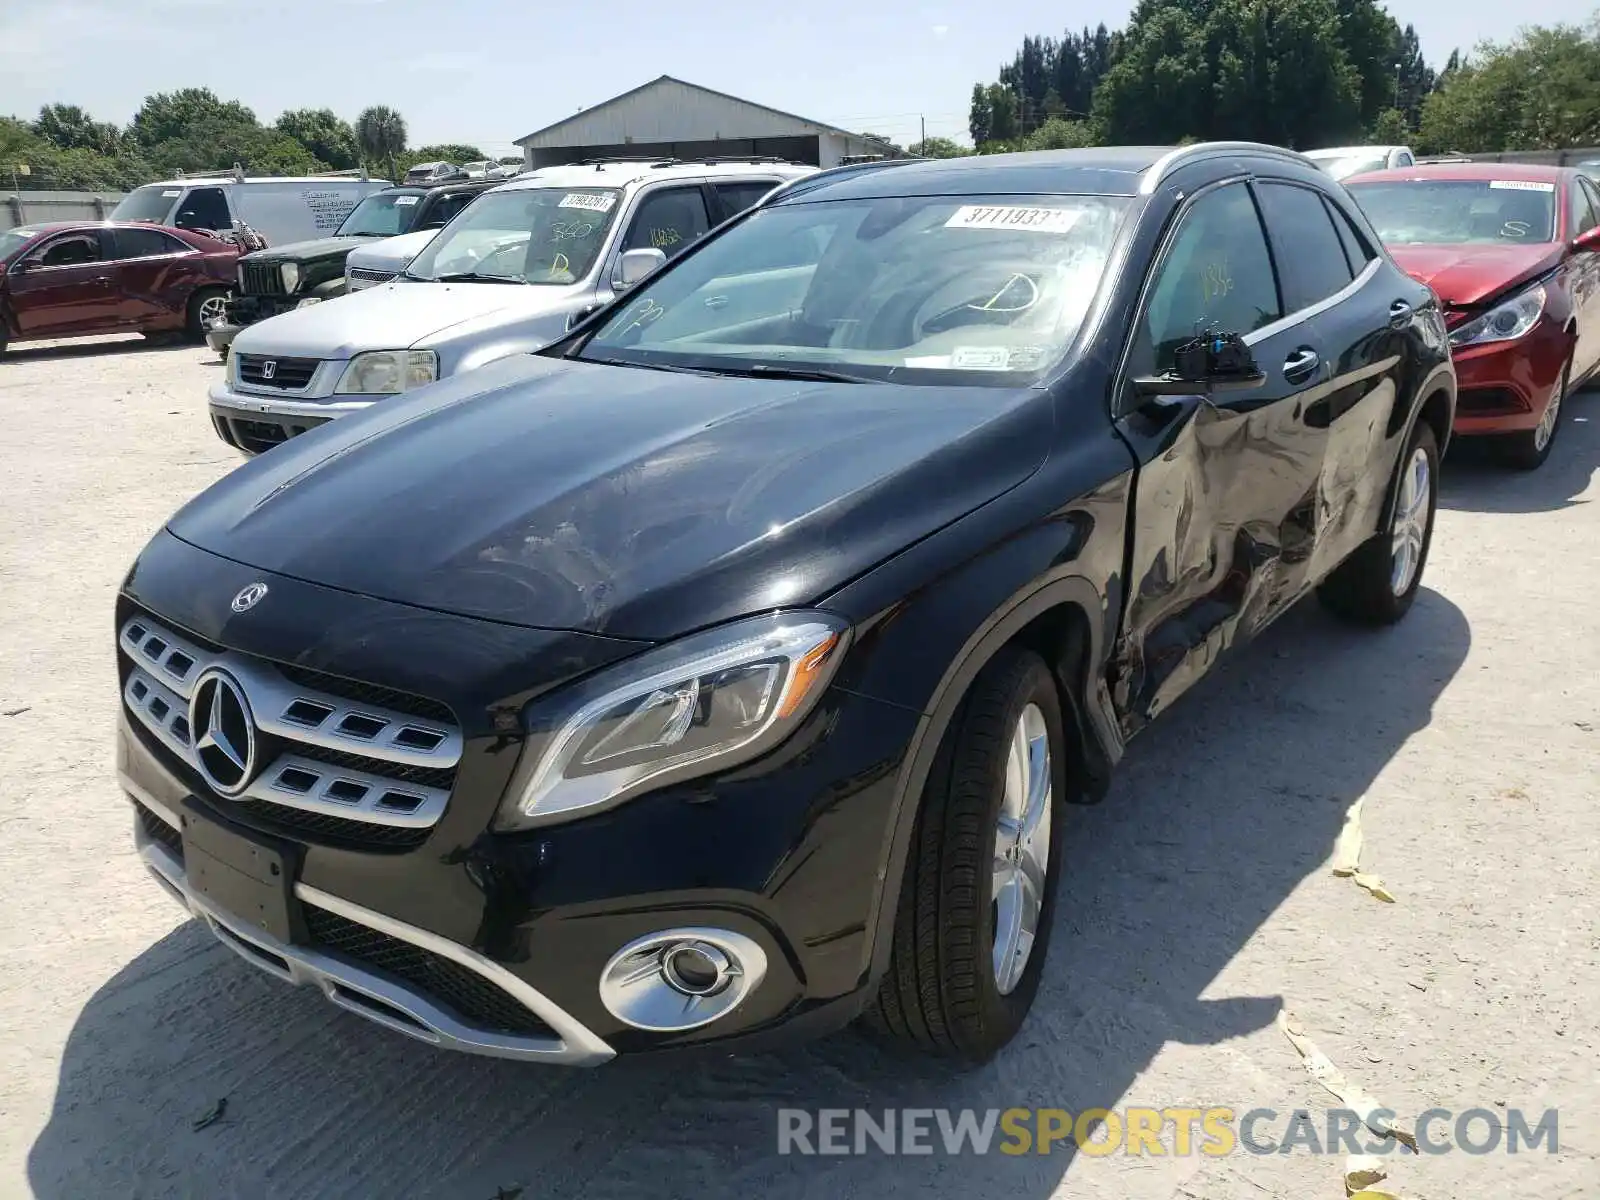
(1448, 315), (1570, 436)
(116, 533), (918, 1061)
(208, 378), (373, 454)
(129, 781), (615, 1065)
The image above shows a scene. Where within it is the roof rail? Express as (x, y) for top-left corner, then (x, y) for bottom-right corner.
(174, 162), (246, 183)
(575, 155), (682, 167)
(1138, 141), (1316, 194)
(689, 155), (795, 166)
(313, 167), (371, 180)
(757, 156), (922, 206)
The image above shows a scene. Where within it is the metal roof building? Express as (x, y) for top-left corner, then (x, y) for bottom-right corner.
(515, 76), (900, 170)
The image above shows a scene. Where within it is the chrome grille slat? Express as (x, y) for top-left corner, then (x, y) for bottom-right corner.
(119, 615), (461, 835)
(119, 617), (461, 768)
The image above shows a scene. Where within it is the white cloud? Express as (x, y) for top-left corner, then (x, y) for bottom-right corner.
(932, 24), (949, 36)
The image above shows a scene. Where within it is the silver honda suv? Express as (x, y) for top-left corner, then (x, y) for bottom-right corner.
(208, 157), (815, 453)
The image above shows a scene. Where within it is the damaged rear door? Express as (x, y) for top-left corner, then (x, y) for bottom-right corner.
(1110, 177), (1334, 735)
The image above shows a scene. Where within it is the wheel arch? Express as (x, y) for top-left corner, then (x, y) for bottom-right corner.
(861, 573), (1122, 990)
(1381, 362), (1455, 530)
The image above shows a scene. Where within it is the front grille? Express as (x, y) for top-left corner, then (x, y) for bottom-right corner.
(119, 613), (461, 853)
(240, 261), (286, 296)
(236, 355), (318, 391)
(274, 664), (457, 725)
(303, 907), (553, 1036)
(234, 798), (430, 849)
(135, 801), (183, 860)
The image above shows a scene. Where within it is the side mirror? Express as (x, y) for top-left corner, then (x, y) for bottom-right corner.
(1133, 332), (1265, 397)
(565, 302), (603, 332)
(1573, 226), (1600, 252)
(616, 247), (666, 289)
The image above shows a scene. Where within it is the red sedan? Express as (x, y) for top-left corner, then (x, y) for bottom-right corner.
(1346, 163), (1600, 468)
(0, 221), (239, 356)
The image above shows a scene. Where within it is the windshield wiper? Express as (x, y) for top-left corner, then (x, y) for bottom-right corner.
(580, 354), (719, 376)
(430, 271), (526, 284)
(705, 363), (875, 384)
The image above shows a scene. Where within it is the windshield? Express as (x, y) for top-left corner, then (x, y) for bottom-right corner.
(110, 185), (182, 223)
(1347, 179), (1558, 245)
(1313, 154), (1389, 181)
(337, 192), (425, 237)
(578, 192), (1129, 385)
(405, 187), (622, 284)
(0, 228), (39, 263)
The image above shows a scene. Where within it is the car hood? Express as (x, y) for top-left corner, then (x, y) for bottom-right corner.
(242, 235), (377, 265)
(1386, 243), (1563, 308)
(348, 229), (438, 271)
(230, 279), (581, 359)
(166, 354), (1050, 639)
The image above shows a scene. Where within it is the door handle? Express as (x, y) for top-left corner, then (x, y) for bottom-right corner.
(1388, 299), (1413, 328)
(1282, 347), (1321, 383)
(703, 295), (728, 310)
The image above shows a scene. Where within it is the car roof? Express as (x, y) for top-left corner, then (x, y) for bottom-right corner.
(774, 143), (1319, 202)
(495, 159), (814, 193)
(1345, 162), (1570, 185)
(7, 220), (201, 235)
(134, 176), (379, 188)
(1304, 145), (1403, 158)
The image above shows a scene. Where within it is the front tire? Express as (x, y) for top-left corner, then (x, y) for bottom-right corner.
(867, 647), (1067, 1063)
(186, 287), (229, 341)
(1317, 420), (1439, 626)
(1497, 356), (1569, 471)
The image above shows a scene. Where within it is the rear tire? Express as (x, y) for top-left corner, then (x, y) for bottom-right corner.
(186, 287), (229, 341)
(865, 646), (1067, 1063)
(1496, 357), (1569, 471)
(1317, 420), (1439, 626)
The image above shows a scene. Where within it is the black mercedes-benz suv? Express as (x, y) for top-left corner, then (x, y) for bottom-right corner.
(117, 143), (1455, 1066)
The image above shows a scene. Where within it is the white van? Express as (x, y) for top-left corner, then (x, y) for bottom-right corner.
(109, 169), (392, 248)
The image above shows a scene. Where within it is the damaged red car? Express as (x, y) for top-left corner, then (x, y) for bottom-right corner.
(1346, 163), (1600, 468)
(0, 221), (238, 355)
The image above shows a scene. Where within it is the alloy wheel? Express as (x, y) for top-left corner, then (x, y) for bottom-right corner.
(1389, 445), (1431, 596)
(992, 702), (1052, 995)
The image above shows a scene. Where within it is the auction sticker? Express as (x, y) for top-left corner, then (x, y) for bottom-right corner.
(559, 192), (618, 212)
(1489, 180), (1555, 192)
(394, 195), (419, 205)
(945, 205), (1081, 233)
(162, 189), (182, 197)
(951, 346), (1013, 370)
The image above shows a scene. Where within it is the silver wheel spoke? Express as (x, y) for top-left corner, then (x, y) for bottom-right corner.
(992, 702), (1053, 996)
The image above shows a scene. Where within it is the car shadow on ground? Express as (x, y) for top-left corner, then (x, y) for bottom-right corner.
(28, 593), (1470, 1199)
(2, 335), (206, 363)
(1440, 384), (1599, 514)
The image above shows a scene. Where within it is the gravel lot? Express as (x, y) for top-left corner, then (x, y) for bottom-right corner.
(1, 334), (1595, 1199)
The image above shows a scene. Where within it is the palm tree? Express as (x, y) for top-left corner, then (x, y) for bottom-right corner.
(355, 106), (407, 182)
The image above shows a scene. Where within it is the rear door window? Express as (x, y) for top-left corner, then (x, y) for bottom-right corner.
(1254, 182), (1354, 312)
(1570, 177), (1598, 237)
(111, 227), (190, 259)
(712, 180), (780, 220)
(1324, 198), (1376, 276)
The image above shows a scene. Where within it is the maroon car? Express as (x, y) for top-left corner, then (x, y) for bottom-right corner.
(0, 221), (239, 355)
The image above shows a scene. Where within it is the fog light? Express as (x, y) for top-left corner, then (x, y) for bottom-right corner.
(598, 927), (767, 1032)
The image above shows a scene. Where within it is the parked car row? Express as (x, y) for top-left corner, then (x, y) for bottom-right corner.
(116, 141), (1463, 1068)
(206, 156), (816, 452)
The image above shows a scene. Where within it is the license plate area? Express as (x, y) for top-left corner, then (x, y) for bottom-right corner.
(180, 799), (304, 944)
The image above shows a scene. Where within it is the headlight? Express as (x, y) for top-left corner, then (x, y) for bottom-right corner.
(497, 613), (848, 830)
(280, 262), (300, 293)
(334, 349), (438, 394)
(1449, 284), (1546, 348)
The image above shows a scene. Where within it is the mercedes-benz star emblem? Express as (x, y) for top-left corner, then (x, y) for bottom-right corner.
(189, 669), (257, 796)
(231, 582), (269, 612)
(260, 360), (277, 380)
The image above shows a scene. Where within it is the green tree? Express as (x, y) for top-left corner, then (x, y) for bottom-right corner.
(1209, 0), (1363, 148)
(969, 83), (994, 145)
(1420, 21), (1600, 152)
(276, 108), (360, 170)
(1394, 23), (1436, 128)
(1021, 117), (1098, 150)
(144, 120), (323, 177)
(1092, 4), (1211, 142)
(1369, 107), (1411, 142)
(407, 143), (489, 166)
(1331, 0), (1402, 128)
(356, 105), (407, 181)
(33, 104), (121, 155)
(987, 84), (1020, 141)
(907, 136), (966, 158)
(131, 88), (255, 146)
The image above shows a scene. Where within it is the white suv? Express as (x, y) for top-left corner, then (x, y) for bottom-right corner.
(208, 157), (815, 453)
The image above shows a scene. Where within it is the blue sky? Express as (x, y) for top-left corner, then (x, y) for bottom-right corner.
(2, 0), (1595, 155)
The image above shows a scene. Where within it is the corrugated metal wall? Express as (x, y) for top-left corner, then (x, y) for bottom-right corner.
(2, 190), (128, 233)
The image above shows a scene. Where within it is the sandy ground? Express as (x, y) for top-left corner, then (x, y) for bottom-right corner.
(0, 333), (1595, 1200)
